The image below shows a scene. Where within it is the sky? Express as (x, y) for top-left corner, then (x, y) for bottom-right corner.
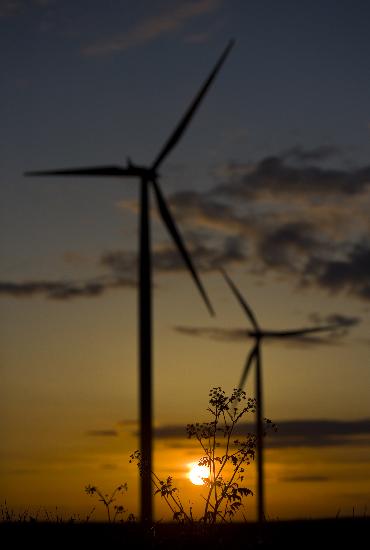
(1, 0), (370, 521)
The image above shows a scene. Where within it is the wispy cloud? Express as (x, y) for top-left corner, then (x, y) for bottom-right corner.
(0, 0), (52, 18)
(0, 280), (106, 299)
(0, 274), (136, 300)
(281, 145), (343, 163)
(83, 0), (221, 56)
(184, 30), (214, 44)
(309, 313), (362, 328)
(0, 236), (244, 300)
(7, 467), (40, 475)
(100, 463), (119, 470)
(280, 475), (329, 483)
(102, 237), (246, 275)
(86, 429), (119, 437)
(304, 243), (370, 300)
(0, 0), (22, 17)
(215, 152), (370, 199)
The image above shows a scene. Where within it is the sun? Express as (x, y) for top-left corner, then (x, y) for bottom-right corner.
(188, 462), (209, 485)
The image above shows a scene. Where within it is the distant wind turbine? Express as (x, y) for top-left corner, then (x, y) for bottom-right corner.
(221, 269), (342, 523)
(25, 40), (234, 524)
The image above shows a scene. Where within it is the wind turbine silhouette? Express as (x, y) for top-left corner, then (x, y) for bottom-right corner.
(25, 40), (234, 524)
(221, 269), (341, 523)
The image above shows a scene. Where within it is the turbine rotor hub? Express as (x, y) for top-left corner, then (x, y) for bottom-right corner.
(127, 162), (158, 180)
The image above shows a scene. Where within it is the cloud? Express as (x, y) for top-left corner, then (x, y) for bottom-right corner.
(308, 313), (361, 331)
(7, 468), (39, 475)
(167, 152), (370, 249)
(62, 251), (92, 267)
(215, 154), (370, 200)
(268, 419), (370, 448)
(0, 280), (106, 299)
(101, 236), (246, 275)
(166, 146), (370, 303)
(0, 0), (52, 17)
(117, 419), (138, 428)
(257, 221), (322, 272)
(154, 425), (188, 439)
(0, 0), (22, 17)
(83, 0), (221, 56)
(184, 31), (213, 44)
(100, 464), (119, 470)
(86, 430), (119, 437)
(282, 145), (342, 163)
(99, 250), (137, 277)
(323, 314), (361, 327)
(0, 278), (130, 300)
(304, 243), (370, 300)
(167, 191), (255, 235)
(0, 235), (244, 301)
(4, 145), (370, 305)
(0, 266), (137, 300)
(152, 419), (370, 449)
(280, 475), (330, 483)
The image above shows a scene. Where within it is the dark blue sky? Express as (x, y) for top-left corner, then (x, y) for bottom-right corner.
(2, 0), (370, 269)
(2, 0), (370, 173)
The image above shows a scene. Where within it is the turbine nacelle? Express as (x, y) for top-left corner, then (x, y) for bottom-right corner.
(129, 165), (158, 180)
(126, 158), (158, 180)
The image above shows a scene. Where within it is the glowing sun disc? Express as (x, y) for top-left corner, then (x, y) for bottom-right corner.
(188, 462), (209, 485)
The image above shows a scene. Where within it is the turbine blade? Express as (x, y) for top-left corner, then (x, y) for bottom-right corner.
(263, 324), (342, 339)
(221, 269), (259, 332)
(151, 40), (234, 171)
(151, 179), (215, 317)
(239, 345), (258, 390)
(24, 166), (135, 177)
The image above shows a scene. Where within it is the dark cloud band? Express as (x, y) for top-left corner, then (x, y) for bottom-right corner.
(3, 145), (370, 304)
(152, 419), (370, 449)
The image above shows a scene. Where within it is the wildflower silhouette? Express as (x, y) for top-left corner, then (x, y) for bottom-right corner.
(84, 483), (135, 523)
(131, 387), (276, 523)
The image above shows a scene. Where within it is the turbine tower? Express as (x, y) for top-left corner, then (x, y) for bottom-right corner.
(25, 41), (234, 524)
(221, 269), (341, 523)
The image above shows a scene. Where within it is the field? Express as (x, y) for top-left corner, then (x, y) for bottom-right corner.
(1, 517), (368, 549)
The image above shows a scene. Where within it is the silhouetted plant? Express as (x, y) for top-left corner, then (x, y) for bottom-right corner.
(131, 387), (276, 523)
(84, 483), (135, 523)
(0, 501), (88, 523)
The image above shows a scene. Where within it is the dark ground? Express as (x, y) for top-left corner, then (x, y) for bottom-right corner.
(1, 517), (368, 549)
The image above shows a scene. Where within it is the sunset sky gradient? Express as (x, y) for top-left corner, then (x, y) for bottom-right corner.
(1, 0), (370, 521)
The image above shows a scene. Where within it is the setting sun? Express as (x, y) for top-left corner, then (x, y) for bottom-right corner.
(188, 462), (210, 485)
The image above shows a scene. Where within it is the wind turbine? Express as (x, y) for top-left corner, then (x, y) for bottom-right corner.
(221, 269), (341, 523)
(25, 41), (234, 524)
